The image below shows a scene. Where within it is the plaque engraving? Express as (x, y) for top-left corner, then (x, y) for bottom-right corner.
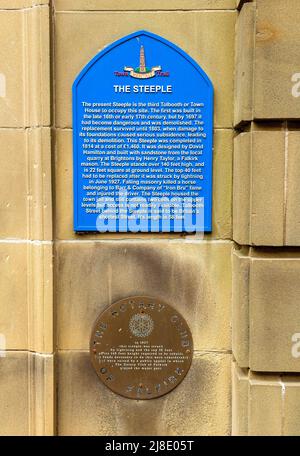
(90, 296), (193, 399)
(73, 30), (213, 233)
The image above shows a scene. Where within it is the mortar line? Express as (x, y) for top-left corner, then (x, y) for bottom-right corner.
(54, 238), (233, 244)
(54, 9), (237, 14)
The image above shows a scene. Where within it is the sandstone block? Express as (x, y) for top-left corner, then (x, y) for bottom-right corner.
(0, 128), (52, 240)
(235, 0), (300, 123)
(54, 1), (237, 12)
(232, 362), (300, 435)
(0, 241), (53, 352)
(56, 240), (232, 351)
(54, 10), (236, 129)
(0, 5), (50, 127)
(231, 362), (248, 435)
(232, 246), (300, 372)
(0, 351), (54, 436)
(57, 350), (231, 436)
(233, 126), (300, 246)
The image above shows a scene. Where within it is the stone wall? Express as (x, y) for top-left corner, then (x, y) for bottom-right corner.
(233, 0), (300, 436)
(0, 0), (299, 436)
(0, 0), (53, 435)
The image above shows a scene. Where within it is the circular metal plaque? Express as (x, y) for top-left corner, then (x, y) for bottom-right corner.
(90, 296), (193, 400)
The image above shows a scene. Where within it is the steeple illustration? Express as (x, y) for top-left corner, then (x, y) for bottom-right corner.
(124, 44), (161, 79)
(139, 45), (146, 73)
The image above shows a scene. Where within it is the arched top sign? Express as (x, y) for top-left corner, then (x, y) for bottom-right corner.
(73, 30), (213, 94)
(73, 30), (214, 233)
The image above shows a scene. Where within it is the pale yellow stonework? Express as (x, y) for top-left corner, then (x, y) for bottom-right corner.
(232, 362), (300, 436)
(0, 241), (53, 353)
(232, 246), (300, 372)
(56, 240), (232, 351)
(0, 352), (54, 436)
(54, 0), (237, 11)
(54, 10), (236, 129)
(232, 5), (300, 436)
(0, 128), (52, 240)
(235, 0), (300, 124)
(231, 363), (248, 436)
(1, 0), (300, 437)
(0, 5), (50, 127)
(0, 1), (49, 7)
(57, 351), (231, 436)
(233, 125), (300, 246)
(232, 246), (249, 368)
(234, 2), (255, 125)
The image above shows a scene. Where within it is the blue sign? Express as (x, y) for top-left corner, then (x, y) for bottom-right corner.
(73, 31), (213, 232)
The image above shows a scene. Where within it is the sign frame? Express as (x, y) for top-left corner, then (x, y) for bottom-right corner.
(73, 30), (214, 233)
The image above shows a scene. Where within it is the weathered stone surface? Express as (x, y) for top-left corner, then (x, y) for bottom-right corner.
(249, 129), (285, 245)
(285, 131), (300, 245)
(0, 1), (48, 7)
(54, 10), (236, 129)
(54, 0), (237, 11)
(235, 0), (300, 123)
(57, 350), (231, 436)
(233, 128), (285, 245)
(283, 376), (300, 436)
(0, 241), (53, 352)
(209, 129), (233, 240)
(232, 246), (300, 372)
(234, 2), (255, 125)
(56, 240), (232, 351)
(0, 5), (50, 127)
(254, 0), (300, 120)
(228, 249), (255, 371)
(232, 246), (249, 368)
(248, 372), (282, 436)
(233, 132), (251, 245)
(231, 362), (248, 436)
(233, 126), (300, 246)
(232, 363), (300, 436)
(250, 251), (300, 372)
(0, 351), (54, 436)
(0, 128), (52, 240)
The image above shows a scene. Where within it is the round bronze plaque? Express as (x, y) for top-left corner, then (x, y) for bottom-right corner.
(90, 296), (193, 400)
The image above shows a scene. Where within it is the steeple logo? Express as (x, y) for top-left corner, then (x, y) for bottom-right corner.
(124, 45), (162, 79)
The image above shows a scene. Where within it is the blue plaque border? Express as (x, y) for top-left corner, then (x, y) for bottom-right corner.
(72, 30), (214, 232)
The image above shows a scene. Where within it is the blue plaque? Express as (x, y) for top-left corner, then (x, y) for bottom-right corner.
(73, 31), (213, 233)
